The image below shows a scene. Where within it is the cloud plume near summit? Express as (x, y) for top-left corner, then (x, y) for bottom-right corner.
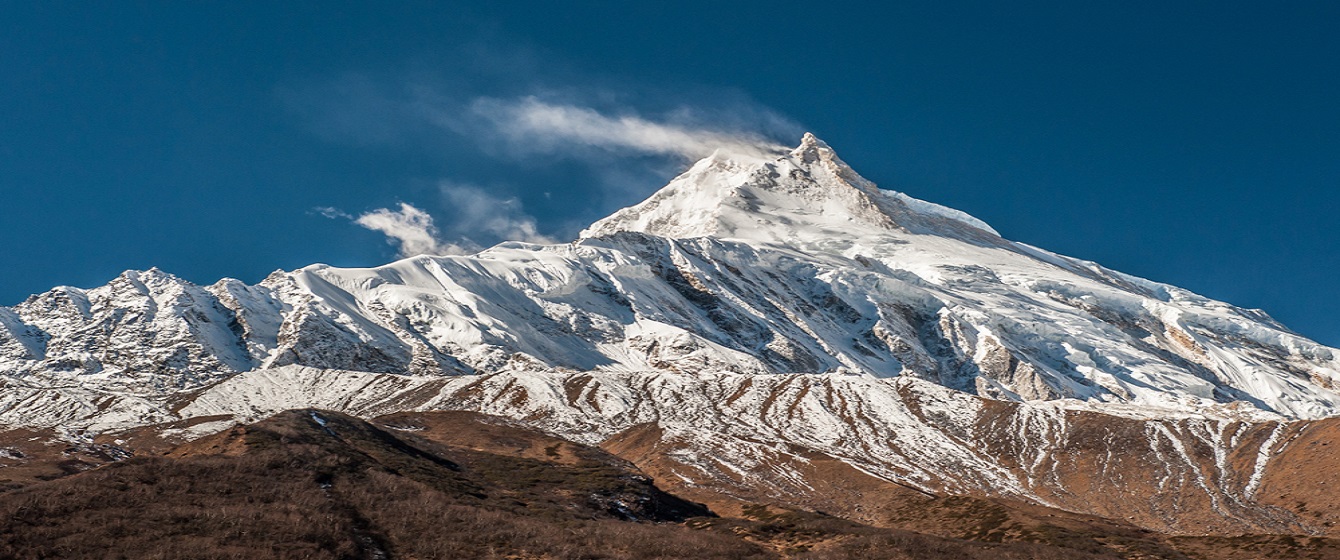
(470, 97), (790, 160)
(293, 67), (803, 256)
(349, 203), (461, 258)
(321, 184), (553, 258)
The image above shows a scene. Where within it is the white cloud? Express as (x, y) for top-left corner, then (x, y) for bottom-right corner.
(306, 86), (802, 257)
(326, 186), (555, 258)
(313, 206), (352, 220)
(352, 203), (465, 257)
(471, 97), (789, 160)
(439, 183), (555, 245)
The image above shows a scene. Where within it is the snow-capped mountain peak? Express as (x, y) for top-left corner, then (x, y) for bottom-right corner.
(582, 133), (998, 246)
(788, 131), (878, 192)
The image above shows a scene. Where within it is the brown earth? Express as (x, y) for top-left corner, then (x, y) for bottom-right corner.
(599, 416), (1340, 559)
(1256, 420), (1340, 532)
(2, 410), (1339, 559)
(0, 427), (132, 490)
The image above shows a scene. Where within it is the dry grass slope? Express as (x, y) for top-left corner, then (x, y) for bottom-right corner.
(0, 410), (1338, 559)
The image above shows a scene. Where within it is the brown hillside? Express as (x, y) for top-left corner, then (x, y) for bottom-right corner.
(2, 410), (1338, 559)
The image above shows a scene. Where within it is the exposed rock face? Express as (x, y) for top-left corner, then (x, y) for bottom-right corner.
(0, 270), (254, 390)
(2, 135), (1339, 538)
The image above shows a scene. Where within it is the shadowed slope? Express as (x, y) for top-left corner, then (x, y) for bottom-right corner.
(0, 409), (1222, 560)
(0, 410), (738, 559)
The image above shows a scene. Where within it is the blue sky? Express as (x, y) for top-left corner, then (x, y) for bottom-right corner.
(2, 2), (1337, 345)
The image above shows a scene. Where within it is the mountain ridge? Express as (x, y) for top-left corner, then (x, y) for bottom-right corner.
(3, 134), (1335, 417)
(3, 134), (1340, 539)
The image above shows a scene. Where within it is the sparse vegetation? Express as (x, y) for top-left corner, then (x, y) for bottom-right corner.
(0, 410), (1337, 559)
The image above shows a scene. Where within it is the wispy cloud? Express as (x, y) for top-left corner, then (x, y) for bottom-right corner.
(313, 206), (351, 220)
(287, 41), (805, 255)
(321, 184), (554, 258)
(439, 182), (554, 245)
(470, 97), (790, 160)
(351, 203), (463, 257)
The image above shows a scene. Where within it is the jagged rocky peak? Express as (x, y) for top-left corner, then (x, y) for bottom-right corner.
(790, 132), (879, 191)
(582, 133), (999, 244)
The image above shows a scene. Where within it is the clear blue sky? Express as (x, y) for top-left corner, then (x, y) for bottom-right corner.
(2, 2), (1337, 345)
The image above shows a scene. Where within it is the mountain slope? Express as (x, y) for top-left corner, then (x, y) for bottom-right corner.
(0, 410), (738, 560)
(3, 409), (1174, 560)
(28, 364), (1334, 536)
(2, 134), (1337, 418)
(4, 409), (1337, 559)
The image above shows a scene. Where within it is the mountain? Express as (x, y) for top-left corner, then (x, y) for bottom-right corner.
(2, 134), (1340, 541)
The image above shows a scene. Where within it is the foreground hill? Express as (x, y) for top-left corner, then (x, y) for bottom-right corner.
(4, 365), (1340, 537)
(6, 410), (1338, 559)
(0, 410), (1161, 560)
